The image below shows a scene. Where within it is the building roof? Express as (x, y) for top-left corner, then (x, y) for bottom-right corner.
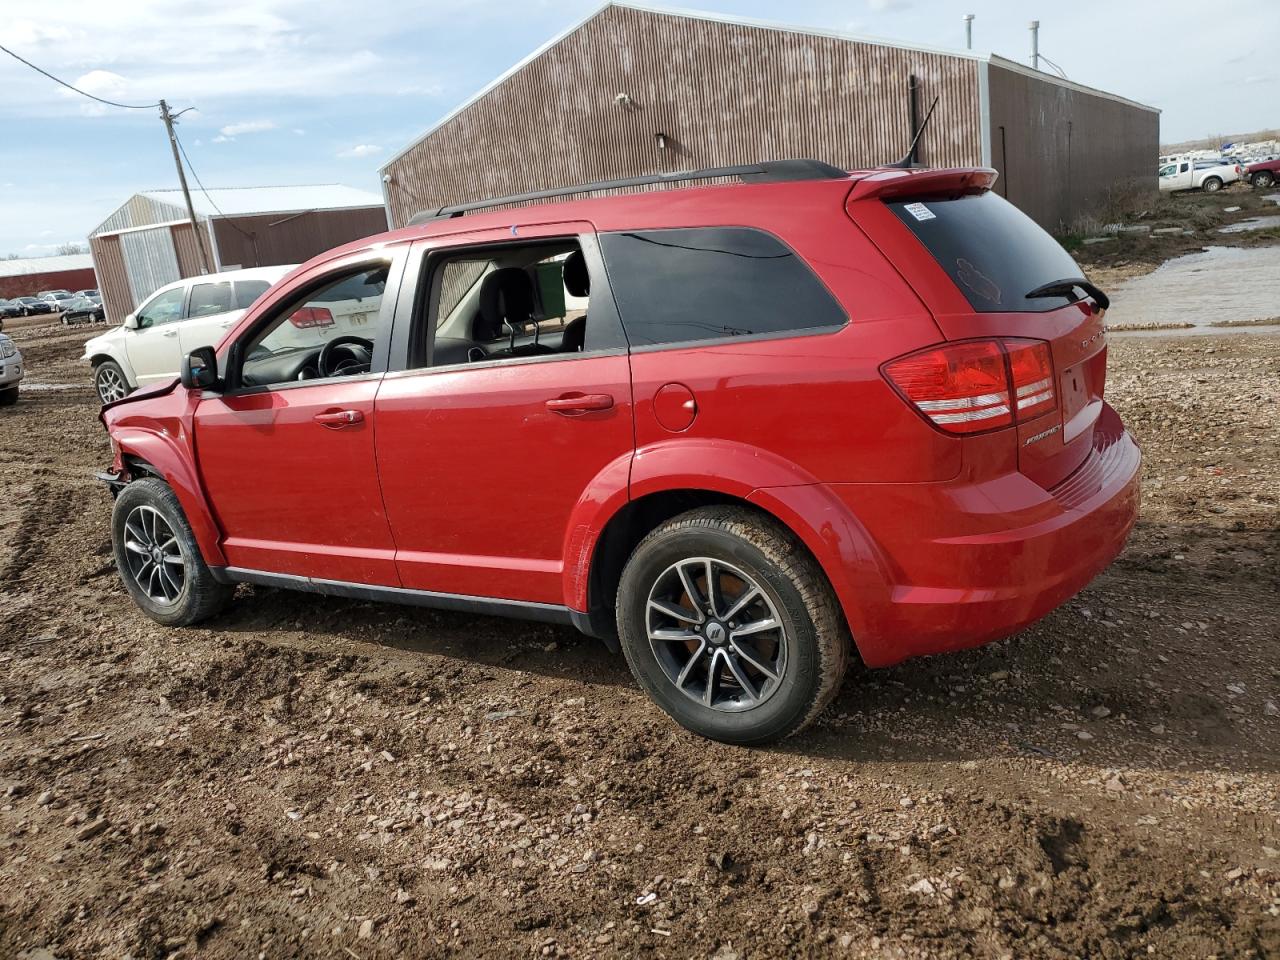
(0, 253), (94, 279)
(138, 184), (384, 218)
(383, 1), (1158, 171)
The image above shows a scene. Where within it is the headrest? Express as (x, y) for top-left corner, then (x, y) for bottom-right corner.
(563, 250), (590, 298)
(475, 267), (535, 341)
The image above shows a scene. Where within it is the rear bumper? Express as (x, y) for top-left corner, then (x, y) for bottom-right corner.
(822, 403), (1141, 667)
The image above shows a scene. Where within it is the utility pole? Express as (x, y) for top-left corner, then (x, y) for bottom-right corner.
(159, 99), (212, 274)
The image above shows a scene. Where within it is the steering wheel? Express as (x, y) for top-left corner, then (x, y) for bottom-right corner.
(318, 336), (374, 378)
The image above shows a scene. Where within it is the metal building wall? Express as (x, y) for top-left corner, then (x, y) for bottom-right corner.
(88, 234), (133, 325)
(170, 222), (208, 278)
(382, 5), (983, 227)
(0, 268), (97, 300)
(120, 227), (181, 308)
(90, 195), (187, 238)
(985, 59), (1159, 232)
(209, 207), (389, 269)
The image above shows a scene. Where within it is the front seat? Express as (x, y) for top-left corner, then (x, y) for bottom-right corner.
(473, 267), (536, 344)
(561, 250), (589, 353)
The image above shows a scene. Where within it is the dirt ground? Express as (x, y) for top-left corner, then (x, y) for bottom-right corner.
(0, 316), (1277, 960)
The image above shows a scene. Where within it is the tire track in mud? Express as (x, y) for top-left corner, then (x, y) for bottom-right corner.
(0, 480), (76, 585)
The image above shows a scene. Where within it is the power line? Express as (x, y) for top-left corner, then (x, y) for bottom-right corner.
(172, 129), (257, 243)
(0, 42), (160, 110)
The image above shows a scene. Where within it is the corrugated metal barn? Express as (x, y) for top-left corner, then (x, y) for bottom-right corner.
(88, 185), (387, 323)
(0, 254), (96, 300)
(381, 3), (1159, 232)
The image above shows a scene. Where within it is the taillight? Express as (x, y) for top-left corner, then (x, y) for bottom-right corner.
(1004, 339), (1057, 420)
(288, 306), (334, 329)
(883, 338), (1057, 436)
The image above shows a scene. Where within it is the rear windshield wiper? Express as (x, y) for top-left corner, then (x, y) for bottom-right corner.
(1025, 278), (1110, 312)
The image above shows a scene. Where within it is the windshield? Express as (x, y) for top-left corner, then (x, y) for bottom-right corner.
(888, 192), (1084, 313)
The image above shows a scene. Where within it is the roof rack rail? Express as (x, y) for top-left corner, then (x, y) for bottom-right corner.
(407, 159), (849, 225)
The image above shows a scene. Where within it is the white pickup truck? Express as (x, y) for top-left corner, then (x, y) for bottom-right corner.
(1158, 159), (1242, 193)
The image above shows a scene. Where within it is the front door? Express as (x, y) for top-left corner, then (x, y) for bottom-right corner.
(374, 229), (633, 606)
(126, 285), (187, 385)
(193, 253), (406, 585)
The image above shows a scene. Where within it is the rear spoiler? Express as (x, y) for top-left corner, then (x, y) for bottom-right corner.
(848, 167), (998, 203)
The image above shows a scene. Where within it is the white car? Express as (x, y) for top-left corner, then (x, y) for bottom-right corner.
(1158, 159), (1242, 193)
(0, 333), (23, 406)
(84, 266), (295, 404)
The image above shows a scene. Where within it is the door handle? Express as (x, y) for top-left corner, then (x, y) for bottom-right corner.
(545, 393), (614, 415)
(313, 409), (364, 428)
(162, 329), (178, 338)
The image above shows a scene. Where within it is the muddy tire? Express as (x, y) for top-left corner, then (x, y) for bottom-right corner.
(616, 506), (849, 745)
(1254, 171), (1276, 189)
(94, 360), (131, 405)
(111, 477), (232, 627)
(0, 387), (17, 407)
(1202, 176), (1223, 193)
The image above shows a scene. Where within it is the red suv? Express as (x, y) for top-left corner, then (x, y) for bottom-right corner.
(99, 160), (1140, 744)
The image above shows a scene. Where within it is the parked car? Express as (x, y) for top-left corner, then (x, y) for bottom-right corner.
(38, 291), (76, 313)
(0, 299), (20, 327)
(75, 288), (101, 299)
(1244, 158), (1280, 189)
(37, 288), (73, 298)
(83, 265), (294, 404)
(9, 296), (54, 317)
(0, 333), (24, 406)
(1158, 159), (1242, 193)
(96, 161), (1140, 745)
(60, 295), (106, 325)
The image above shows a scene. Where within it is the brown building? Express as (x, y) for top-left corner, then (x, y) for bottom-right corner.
(88, 185), (387, 324)
(381, 3), (1159, 233)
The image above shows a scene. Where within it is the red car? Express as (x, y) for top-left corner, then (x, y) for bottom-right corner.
(1245, 158), (1279, 189)
(98, 160), (1140, 744)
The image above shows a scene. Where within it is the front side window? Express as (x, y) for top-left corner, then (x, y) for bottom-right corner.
(421, 240), (597, 367)
(239, 264), (388, 389)
(188, 282), (233, 318)
(135, 287), (185, 329)
(598, 227), (847, 348)
(1159, 164), (1175, 177)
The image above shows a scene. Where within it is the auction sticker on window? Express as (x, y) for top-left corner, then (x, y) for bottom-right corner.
(902, 202), (936, 222)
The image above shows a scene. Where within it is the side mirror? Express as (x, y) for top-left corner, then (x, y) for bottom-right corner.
(123, 313), (139, 330)
(181, 346), (220, 391)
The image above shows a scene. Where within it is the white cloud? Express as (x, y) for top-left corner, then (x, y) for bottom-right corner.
(867, 0), (910, 10)
(218, 119), (276, 137)
(338, 143), (382, 158)
(66, 69), (133, 116)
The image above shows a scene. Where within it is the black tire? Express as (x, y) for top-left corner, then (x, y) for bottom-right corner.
(0, 387), (17, 407)
(1254, 171), (1276, 189)
(616, 506), (849, 745)
(1202, 176), (1223, 193)
(94, 360), (131, 405)
(111, 477), (233, 627)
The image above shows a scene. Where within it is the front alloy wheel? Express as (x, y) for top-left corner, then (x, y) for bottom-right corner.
(95, 362), (129, 404)
(646, 557), (788, 711)
(121, 505), (186, 604)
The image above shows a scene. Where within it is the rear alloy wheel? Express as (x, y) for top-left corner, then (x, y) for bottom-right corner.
(94, 361), (130, 404)
(1254, 171), (1276, 188)
(111, 478), (232, 626)
(617, 506), (849, 745)
(1202, 176), (1223, 192)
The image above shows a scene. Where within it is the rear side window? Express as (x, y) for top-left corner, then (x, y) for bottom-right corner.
(188, 281), (233, 318)
(888, 192), (1083, 312)
(234, 280), (271, 310)
(599, 227), (846, 347)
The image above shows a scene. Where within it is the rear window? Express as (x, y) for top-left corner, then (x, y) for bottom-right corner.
(888, 192), (1082, 313)
(599, 227), (846, 347)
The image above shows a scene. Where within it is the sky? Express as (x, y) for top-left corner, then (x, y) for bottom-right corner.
(1, 0), (1276, 257)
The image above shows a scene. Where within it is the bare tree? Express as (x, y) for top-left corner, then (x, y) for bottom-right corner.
(56, 242), (87, 256)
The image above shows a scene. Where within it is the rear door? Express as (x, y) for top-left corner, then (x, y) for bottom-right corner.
(179, 279), (242, 354)
(373, 225), (633, 606)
